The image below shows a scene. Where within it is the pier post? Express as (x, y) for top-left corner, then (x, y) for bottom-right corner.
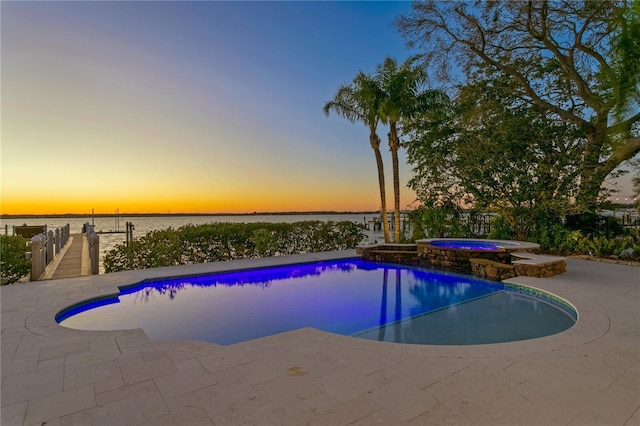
(30, 234), (46, 281)
(55, 228), (61, 255)
(62, 224), (70, 247)
(85, 222), (100, 275)
(126, 222), (134, 246)
(46, 230), (54, 265)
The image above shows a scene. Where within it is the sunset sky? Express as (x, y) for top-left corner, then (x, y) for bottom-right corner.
(2, 1), (635, 216)
(2, 1), (421, 215)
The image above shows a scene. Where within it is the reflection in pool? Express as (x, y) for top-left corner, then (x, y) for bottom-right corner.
(57, 259), (576, 345)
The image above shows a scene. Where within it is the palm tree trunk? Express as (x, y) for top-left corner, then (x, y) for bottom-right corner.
(389, 124), (401, 242)
(371, 134), (391, 243)
(391, 148), (401, 242)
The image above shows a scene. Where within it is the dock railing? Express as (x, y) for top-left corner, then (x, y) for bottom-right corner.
(28, 224), (70, 281)
(30, 234), (47, 281)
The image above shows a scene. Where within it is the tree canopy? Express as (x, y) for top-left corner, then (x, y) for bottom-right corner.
(396, 0), (640, 211)
(404, 75), (583, 239)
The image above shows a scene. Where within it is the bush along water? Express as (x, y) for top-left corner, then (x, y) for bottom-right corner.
(103, 221), (367, 273)
(412, 206), (639, 260)
(1, 235), (30, 285)
(487, 213), (639, 260)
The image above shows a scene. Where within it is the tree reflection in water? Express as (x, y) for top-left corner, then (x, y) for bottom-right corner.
(378, 269), (388, 341)
(394, 269), (402, 342)
(127, 261), (359, 304)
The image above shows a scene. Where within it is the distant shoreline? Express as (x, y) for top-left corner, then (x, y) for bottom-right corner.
(1, 211), (379, 220)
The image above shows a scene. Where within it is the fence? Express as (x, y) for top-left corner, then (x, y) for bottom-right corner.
(28, 224), (70, 281)
(461, 212), (496, 236)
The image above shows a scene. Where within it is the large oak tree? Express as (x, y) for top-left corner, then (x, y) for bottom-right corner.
(396, 0), (640, 211)
(404, 76), (583, 240)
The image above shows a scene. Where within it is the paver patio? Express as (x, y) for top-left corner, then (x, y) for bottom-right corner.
(1, 250), (638, 425)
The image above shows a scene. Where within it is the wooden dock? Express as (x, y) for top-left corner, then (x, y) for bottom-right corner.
(41, 234), (91, 280)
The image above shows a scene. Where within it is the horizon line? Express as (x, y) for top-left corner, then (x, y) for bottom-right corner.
(2, 203), (636, 220)
(0, 210), (387, 219)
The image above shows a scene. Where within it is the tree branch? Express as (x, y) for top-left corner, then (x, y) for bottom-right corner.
(607, 111), (640, 135)
(527, 2), (602, 112)
(598, 136), (640, 177)
(464, 41), (589, 127)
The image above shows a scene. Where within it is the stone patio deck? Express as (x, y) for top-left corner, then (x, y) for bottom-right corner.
(1, 251), (638, 425)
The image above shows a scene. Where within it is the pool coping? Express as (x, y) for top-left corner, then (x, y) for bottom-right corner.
(2, 250), (639, 425)
(417, 238), (541, 251)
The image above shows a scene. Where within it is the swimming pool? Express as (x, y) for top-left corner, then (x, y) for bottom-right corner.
(56, 259), (576, 345)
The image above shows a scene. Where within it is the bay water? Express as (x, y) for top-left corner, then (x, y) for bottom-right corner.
(1, 213), (393, 273)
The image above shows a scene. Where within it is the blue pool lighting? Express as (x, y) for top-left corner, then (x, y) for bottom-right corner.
(56, 259), (576, 345)
(428, 240), (517, 251)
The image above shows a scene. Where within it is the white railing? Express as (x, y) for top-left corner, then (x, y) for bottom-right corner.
(28, 224), (71, 281)
(29, 234), (47, 281)
(29, 224), (70, 281)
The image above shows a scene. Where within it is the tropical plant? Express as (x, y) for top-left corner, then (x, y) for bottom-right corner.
(324, 72), (391, 242)
(396, 0), (640, 212)
(576, 234), (638, 257)
(375, 56), (449, 242)
(1, 235), (30, 285)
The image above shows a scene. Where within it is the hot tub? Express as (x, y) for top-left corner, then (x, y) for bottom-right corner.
(415, 238), (540, 274)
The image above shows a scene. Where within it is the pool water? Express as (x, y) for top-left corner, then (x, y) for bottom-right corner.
(57, 259), (576, 345)
(427, 239), (518, 251)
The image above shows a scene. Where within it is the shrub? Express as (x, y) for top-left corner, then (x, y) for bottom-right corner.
(1, 235), (30, 285)
(533, 215), (583, 254)
(575, 234), (638, 258)
(488, 215), (515, 241)
(104, 221), (367, 273)
(411, 205), (473, 239)
(565, 213), (626, 237)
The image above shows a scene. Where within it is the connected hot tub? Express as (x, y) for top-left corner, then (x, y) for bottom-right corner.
(415, 238), (540, 274)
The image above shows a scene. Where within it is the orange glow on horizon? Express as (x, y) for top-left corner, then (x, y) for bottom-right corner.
(2, 168), (412, 215)
(1, 188), (395, 216)
(0, 201), (383, 216)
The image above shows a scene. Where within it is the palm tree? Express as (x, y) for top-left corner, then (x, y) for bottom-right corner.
(377, 56), (448, 242)
(324, 71), (391, 242)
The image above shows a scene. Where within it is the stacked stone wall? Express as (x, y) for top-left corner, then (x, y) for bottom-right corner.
(470, 259), (517, 281)
(361, 250), (420, 265)
(359, 242), (566, 281)
(514, 261), (566, 278)
(416, 242), (510, 274)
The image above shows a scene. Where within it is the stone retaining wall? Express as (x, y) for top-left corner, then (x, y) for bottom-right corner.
(416, 241), (511, 274)
(470, 258), (517, 281)
(359, 244), (419, 265)
(358, 243), (512, 274)
(514, 261), (566, 278)
(358, 243), (566, 282)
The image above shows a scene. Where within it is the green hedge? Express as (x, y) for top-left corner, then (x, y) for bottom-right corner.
(104, 221), (366, 272)
(1, 235), (30, 285)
